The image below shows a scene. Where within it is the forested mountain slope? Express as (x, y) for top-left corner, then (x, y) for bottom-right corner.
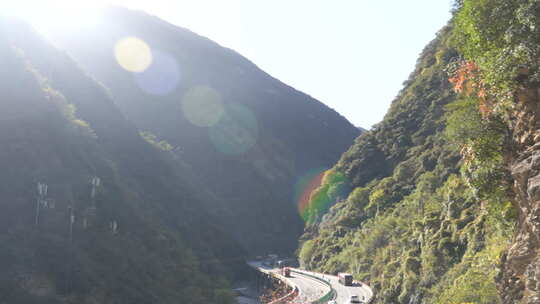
(0, 17), (241, 304)
(297, 24), (514, 304)
(49, 7), (359, 254)
(451, 1), (540, 303)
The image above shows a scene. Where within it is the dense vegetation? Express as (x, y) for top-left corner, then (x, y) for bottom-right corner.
(452, 1), (540, 303)
(0, 7), (360, 303)
(50, 7), (359, 254)
(0, 17), (243, 304)
(297, 21), (516, 303)
(6, 0), (540, 302)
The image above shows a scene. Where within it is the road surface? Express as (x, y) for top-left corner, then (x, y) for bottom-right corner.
(293, 269), (373, 303)
(247, 262), (330, 303)
(247, 261), (374, 303)
(287, 270), (330, 303)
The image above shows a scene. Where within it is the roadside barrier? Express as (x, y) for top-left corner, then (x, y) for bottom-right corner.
(268, 273), (299, 304)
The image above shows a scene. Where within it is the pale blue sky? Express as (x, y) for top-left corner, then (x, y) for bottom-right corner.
(7, 0), (453, 128)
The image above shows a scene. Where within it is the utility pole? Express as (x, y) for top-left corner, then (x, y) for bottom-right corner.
(83, 176), (100, 229)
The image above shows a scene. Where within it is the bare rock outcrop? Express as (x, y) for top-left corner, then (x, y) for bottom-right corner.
(498, 86), (540, 304)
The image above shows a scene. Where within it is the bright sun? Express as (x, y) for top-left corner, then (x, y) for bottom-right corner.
(3, 0), (105, 34)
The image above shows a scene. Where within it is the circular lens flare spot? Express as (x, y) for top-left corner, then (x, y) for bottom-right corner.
(295, 169), (351, 224)
(134, 50), (180, 96)
(182, 86), (224, 127)
(209, 104), (258, 156)
(114, 37), (152, 73)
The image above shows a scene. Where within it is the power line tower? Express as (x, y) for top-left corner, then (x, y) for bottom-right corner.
(90, 176), (101, 204)
(35, 182), (48, 226)
(83, 176), (101, 229)
(66, 205), (76, 293)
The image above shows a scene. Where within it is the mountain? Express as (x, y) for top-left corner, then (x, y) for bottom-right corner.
(451, 1), (540, 303)
(297, 24), (515, 303)
(0, 16), (243, 304)
(48, 7), (359, 254)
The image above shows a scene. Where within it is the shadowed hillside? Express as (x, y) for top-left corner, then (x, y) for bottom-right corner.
(49, 7), (359, 254)
(0, 16), (242, 304)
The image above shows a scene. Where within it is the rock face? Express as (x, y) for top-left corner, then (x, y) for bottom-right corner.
(498, 86), (540, 304)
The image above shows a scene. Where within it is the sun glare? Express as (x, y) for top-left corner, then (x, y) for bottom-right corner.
(3, 0), (104, 34)
(114, 37), (153, 73)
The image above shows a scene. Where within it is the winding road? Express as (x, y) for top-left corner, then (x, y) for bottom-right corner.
(247, 261), (374, 303)
(287, 270), (330, 303)
(293, 269), (373, 303)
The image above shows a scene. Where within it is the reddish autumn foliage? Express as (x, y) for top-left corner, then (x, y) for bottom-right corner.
(449, 61), (492, 116)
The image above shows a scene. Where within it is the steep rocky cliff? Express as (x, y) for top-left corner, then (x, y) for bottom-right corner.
(451, 1), (540, 302)
(497, 84), (540, 303)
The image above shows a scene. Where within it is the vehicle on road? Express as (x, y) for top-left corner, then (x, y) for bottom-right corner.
(281, 267), (291, 277)
(338, 272), (353, 286)
(345, 295), (362, 304)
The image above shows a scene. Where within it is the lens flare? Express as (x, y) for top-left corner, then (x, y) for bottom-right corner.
(114, 37), (152, 73)
(295, 169), (351, 224)
(295, 169), (326, 222)
(209, 104), (258, 155)
(134, 50), (180, 96)
(182, 86), (224, 127)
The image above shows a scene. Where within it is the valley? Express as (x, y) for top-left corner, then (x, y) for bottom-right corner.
(2, 1), (540, 304)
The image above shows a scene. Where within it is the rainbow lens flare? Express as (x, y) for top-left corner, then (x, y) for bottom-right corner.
(295, 169), (350, 224)
(295, 169), (326, 223)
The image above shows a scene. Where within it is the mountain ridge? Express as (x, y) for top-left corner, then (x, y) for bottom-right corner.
(0, 16), (244, 303)
(49, 6), (359, 254)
